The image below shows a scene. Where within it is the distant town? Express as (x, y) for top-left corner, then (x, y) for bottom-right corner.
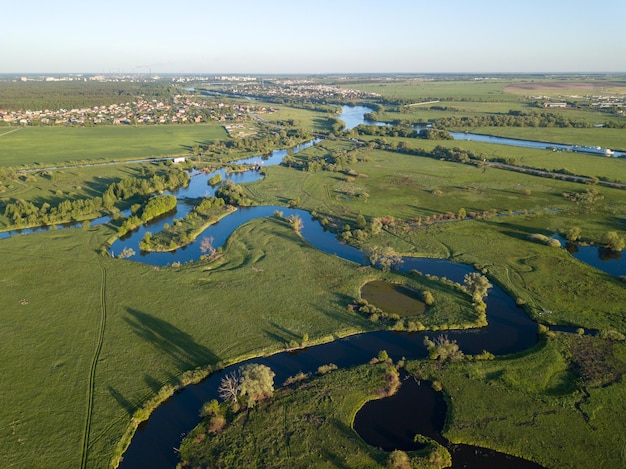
(0, 94), (275, 126)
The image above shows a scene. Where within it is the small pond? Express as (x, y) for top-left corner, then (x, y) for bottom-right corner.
(361, 281), (426, 317)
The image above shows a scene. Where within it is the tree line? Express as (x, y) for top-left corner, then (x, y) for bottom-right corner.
(431, 110), (626, 129)
(3, 168), (189, 229)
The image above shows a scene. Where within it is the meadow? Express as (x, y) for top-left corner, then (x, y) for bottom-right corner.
(0, 123), (228, 168)
(0, 212), (474, 468)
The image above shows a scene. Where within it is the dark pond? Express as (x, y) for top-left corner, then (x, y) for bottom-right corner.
(353, 375), (545, 469)
(361, 280), (426, 317)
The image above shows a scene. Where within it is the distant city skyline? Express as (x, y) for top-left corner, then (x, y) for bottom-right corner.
(5, 0), (626, 74)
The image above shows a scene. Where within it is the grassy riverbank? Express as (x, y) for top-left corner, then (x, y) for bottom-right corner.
(407, 333), (626, 468)
(179, 332), (626, 469)
(0, 214), (473, 468)
(179, 363), (450, 469)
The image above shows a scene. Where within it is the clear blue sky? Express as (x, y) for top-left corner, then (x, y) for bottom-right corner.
(4, 0), (625, 74)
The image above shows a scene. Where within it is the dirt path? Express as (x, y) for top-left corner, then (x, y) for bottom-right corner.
(80, 263), (108, 469)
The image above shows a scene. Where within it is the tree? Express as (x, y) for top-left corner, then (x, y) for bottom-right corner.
(238, 364), (275, 407)
(200, 236), (216, 256)
(218, 370), (241, 403)
(463, 272), (492, 302)
(365, 245), (403, 272)
(605, 231), (625, 252)
(566, 226), (582, 242)
(387, 450), (412, 469)
(287, 214), (304, 234)
(424, 335), (464, 362)
(422, 290), (435, 306)
(355, 213), (367, 230)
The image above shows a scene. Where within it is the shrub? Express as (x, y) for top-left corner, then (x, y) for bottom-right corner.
(599, 330), (626, 341)
(317, 363), (338, 375)
(283, 372), (310, 386)
(387, 450), (411, 469)
(422, 290), (435, 305)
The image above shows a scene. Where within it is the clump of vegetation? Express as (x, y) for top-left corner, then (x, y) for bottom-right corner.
(215, 180), (254, 206)
(317, 363), (338, 375)
(463, 272), (492, 303)
(218, 364), (276, 409)
(139, 196), (233, 252)
(562, 188), (604, 206)
(528, 233), (562, 248)
(283, 371), (310, 386)
(199, 399), (227, 434)
(116, 194), (177, 237)
(421, 290), (435, 306)
(364, 245), (403, 271)
(207, 173), (222, 186)
(423, 335), (465, 362)
(604, 231), (625, 252)
(565, 226), (582, 242)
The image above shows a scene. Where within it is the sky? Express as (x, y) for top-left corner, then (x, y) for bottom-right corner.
(4, 0), (626, 74)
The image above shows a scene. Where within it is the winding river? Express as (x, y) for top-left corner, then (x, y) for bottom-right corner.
(1, 106), (622, 467)
(115, 108), (579, 468)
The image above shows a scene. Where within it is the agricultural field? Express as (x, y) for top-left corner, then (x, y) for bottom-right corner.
(0, 123), (228, 168)
(0, 75), (625, 469)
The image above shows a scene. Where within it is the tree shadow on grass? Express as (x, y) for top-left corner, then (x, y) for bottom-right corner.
(124, 308), (218, 372)
(108, 386), (136, 415)
(314, 292), (370, 329)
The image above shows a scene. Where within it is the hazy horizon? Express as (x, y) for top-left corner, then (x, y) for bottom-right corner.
(5, 0), (626, 75)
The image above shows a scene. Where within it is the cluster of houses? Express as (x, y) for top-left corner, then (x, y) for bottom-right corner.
(226, 80), (380, 101)
(0, 96), (275, 127)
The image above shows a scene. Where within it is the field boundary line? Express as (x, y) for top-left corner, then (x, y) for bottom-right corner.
(79, 263), (107, 469)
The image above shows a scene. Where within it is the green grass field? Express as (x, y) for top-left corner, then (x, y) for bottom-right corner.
(344, 79), (521, 102)
(248, 142), (626, 231)
(353, 135), (626, 183)
(259, 104), (335, 133)
(0, 123), (228, 168)
(246, 143), (626, 331)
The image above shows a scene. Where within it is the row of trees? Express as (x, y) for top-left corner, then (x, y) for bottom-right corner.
(431, 110), (626, 129)
(3, 168), (189, 229)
